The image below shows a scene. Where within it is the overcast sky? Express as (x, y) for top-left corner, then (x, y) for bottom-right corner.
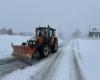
(0, 0), (100, 37)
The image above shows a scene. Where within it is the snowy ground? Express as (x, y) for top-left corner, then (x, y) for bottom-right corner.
(72, 39), (100, 80)
(0, 35), (30, 59)
(0, 35), (99, 80)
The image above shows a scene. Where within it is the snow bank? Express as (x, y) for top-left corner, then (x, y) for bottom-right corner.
(58, 38), (67, 48)
(78, 39), (100, 80)
(0, 35), (30, 59)
(72, 39), (100, 80)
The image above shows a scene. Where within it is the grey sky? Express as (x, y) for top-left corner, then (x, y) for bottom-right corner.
(0, 0), (100, 37)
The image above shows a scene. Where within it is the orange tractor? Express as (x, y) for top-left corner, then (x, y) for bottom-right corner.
(11, 25), (58, 61)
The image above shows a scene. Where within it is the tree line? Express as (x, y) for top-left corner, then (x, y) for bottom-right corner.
(0, 27), (32, 36)
(0, 27), (13, 35)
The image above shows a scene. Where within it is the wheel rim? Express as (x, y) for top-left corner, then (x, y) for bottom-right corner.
(44, 47), (49, 56)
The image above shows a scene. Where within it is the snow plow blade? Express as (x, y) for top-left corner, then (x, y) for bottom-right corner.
(12, 45), (36, 59)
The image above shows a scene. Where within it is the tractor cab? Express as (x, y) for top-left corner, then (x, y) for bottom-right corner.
(36, 25), (56, 38)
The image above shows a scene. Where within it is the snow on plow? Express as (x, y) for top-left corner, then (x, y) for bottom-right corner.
(11, 42), (36, 60)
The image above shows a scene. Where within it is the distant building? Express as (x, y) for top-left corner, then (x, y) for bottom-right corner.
(89, 24), (100, 38)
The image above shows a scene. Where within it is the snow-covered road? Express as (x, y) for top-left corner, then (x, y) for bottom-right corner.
(1, 41), (84, 80)
(0, 58), (29, 79)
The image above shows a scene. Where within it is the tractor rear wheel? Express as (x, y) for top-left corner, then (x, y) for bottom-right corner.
(51, 38), (58, 53)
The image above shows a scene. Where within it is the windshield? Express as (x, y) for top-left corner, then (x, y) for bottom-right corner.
(36, 29), (47, 37)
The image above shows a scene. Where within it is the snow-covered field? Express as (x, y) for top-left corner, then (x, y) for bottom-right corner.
(0, 35), (100, 80)
(73, 39), (100, 80)
(0, 35), (30, 59)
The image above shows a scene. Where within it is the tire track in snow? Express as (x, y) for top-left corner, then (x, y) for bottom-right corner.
(69, 42), (85, 80)
(0, 57), (20, 65)
(43, 48), (64, 80)
(30, 48), (64, 80)
(0, 58), (30, 79)
(70, 53), (85, 80)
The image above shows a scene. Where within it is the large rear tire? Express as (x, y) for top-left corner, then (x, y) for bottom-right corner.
(51, 38), (58, 53)
(39, 46), (49, 58)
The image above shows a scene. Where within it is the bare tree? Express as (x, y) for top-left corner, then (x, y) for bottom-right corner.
(7, 28), (13, 35)
(0, 27), (7, 34)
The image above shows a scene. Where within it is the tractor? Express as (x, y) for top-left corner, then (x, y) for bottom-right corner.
(12, 25), (58, 61)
